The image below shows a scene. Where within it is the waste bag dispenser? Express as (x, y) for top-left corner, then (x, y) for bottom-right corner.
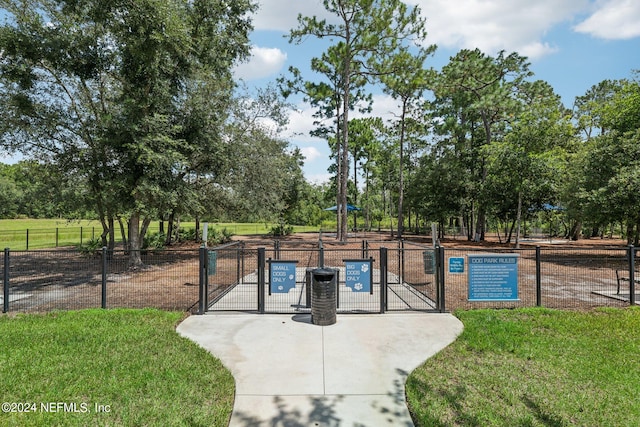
(311, 268), (337, 326)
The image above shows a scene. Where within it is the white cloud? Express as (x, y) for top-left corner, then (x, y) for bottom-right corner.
(285, 106), (327, 143)
(306, 172), (332, 185)
(233, 46), (287, 81)
(408, 0), (588, 59)
(574, 0), (640, 39)
(252, 0), (332, 32)
(252, 0), (599, 61)
(299, 146), (323, 163)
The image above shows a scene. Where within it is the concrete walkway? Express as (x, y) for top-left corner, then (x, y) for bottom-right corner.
(177, 313), (463, 427)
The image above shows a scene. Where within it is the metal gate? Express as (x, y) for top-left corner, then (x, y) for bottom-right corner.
(200, 240), (444, 314)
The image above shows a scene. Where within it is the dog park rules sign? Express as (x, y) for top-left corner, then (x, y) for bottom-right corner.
(467, 254), (519, 301)
(269, 261), (297, 293)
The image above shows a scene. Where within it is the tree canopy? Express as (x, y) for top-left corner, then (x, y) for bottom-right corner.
(2, 1), (638, 246)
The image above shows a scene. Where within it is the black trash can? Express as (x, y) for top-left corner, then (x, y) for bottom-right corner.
(311, 268), (337, 326)
(305, 268), (314, 308)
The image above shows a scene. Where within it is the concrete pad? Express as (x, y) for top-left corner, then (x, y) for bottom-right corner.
(177, 314), (325, 395)
(0, 293), (32, 304)
(322, 314), (461, 395)
(177, 312), (463, 426)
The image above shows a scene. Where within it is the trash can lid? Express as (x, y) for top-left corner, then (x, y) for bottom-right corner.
(312, 268), (335, 280)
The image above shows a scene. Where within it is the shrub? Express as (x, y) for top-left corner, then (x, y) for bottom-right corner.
(76, 237), (102, 256)
(143, 231), (166, 250)
(207, 227), (234, 245)
(177, 227), (196, 241)
(268, 224), (293, 236)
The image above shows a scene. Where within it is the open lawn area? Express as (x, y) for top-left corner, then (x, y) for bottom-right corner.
(0, 219), (321, 249)
(407, 307), (640, 426)
(2, 307), (639, 426)
(0, 309), (234, 427)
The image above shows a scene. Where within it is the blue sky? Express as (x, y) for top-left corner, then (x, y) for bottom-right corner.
(234, 0), (640, 184)
(2, 0), (639, 185)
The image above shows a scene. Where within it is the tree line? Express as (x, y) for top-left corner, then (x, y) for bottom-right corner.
(279, 0), (640, 245)
(1, 0), (639, 269)
(0, 0), (329, 265)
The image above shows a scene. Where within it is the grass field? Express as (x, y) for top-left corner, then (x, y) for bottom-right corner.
(0, 309), (234, 427)
(407, 307), (640, 426)
(0, 219), (322, 250)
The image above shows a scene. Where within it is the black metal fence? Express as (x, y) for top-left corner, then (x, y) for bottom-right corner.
(1, 241), (638, 315)
(2, 247), (201, 313)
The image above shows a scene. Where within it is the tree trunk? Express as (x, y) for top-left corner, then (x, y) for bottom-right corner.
(364, 167), (370, 231)
(397, 103), (406, 239)
(118, 216), (127, 250)
(507, 219), (516, 243)
(140, 217), (151, 244)
(626, 221), (635, 245)
(515, 190), (522, 248)
(165, 211), (175, 245)
(570, 220), (582, 241)
(334, 101), (342, 240)
(108, 216), (115, 251)
(99, 217), (109, 248)
(339, 37), (351, 242)
(128, 212), (143, 268)
(352, 155), (358, 231)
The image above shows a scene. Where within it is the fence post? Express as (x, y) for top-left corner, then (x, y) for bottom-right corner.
(26, 229), (29, 251)
(629, 245), (636, 306)
(258, 248), (265, 313)
(319, 246), (325, 268)
(380, 247), (387, 314)
(400, 240), (405, 284)
(3, 248), (9, 313)
(80, 226), (83, 246)
(536, 246), (542, 307)
(198, 246), (206, 315)
(236, 245), (241, 285)
(241, 242), (246, 283)
(434, 246), (441, 312)
(56, 228), (59, 248)
(101, 247), (107, 309)
(436, 246), (446, 313)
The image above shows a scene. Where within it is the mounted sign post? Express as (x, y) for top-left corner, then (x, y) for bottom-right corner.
(448, 257), (464, 274)
(468, 253), (519, 301)
(344, 259), (373, 294)
(269, 260), (298, 294)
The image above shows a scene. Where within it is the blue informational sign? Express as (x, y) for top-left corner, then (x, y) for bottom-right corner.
(345, 259), (372, 293)
(468, 254), (519, 301)
(270, 261), (298, 293)
(449, 257), (464, 274)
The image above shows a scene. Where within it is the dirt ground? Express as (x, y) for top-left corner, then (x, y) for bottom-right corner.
(2, 232), (636, 314)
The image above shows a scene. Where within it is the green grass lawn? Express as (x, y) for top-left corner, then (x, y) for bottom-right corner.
(0, 219), (322, 250)
(407, 307), (640, 426)
(0, 309), (234, 427)
(2, 307), (639, 426)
